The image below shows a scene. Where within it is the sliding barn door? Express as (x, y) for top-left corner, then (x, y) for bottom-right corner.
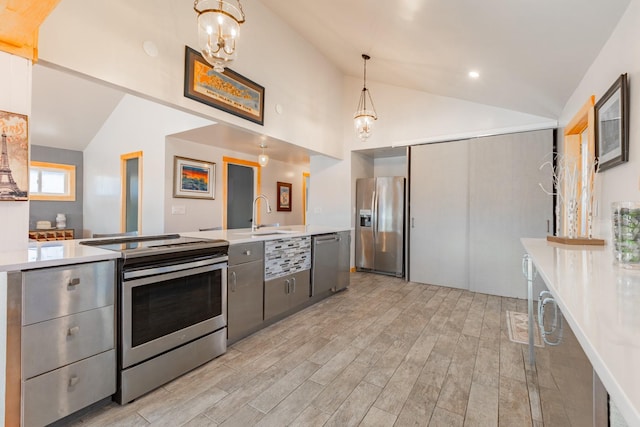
(409, 139), (470, 289)
(468, 130), (552, 298)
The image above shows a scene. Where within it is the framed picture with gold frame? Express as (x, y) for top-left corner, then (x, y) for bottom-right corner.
(277, 181), (292, 212)
(184, 46), (265, 125)
(173, 156), (216, 200)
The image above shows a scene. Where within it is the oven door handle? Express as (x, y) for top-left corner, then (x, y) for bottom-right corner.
(124, 262), (227, 287)
(124, 256), (228, 280)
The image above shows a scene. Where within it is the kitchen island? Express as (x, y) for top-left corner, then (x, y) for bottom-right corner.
(522, 238), (639, 426)
(0, 225), (350, 426)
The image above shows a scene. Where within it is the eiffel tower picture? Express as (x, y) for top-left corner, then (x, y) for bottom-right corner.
(0, 110), (29, 201)
(0, 131), (27, 200)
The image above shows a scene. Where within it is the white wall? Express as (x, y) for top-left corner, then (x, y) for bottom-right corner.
(308, 152), (352, 228)
(343, 76), (558, 150)
(0, 49), (32, 427)
(0, 52), (31, 252)
(84, 95), (213, 237)
(38, 0), (344, 159)
(559, 0), (639, 239)
(374, 156), (407, 178)
(164, 138), (308, 233)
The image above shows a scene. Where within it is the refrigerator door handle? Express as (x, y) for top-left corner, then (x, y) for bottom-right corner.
(371, 189), (377, 239)
(374, 188), (380, 238)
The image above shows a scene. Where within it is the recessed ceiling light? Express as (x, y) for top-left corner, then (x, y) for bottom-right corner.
(468, 70), (480, 79)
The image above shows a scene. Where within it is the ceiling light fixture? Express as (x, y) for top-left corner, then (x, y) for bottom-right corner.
(258, 143), (269, 167)
(354, 54), (378, 141)
(468, 70), (480, 79)
(194, 0), (245, 72)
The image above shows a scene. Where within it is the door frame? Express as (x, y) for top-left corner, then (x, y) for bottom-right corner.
(120, 151), (143, 234)
(223, 156), (261, 229)
(563, 95), (595, 236)
(302, 172), (310, 225)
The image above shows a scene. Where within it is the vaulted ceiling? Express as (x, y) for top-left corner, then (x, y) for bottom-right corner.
(30, 0), (631, 155)
(260, 0), (631, 119)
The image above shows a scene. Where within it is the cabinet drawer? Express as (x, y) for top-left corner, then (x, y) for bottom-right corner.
(23, 261), (115, 325)
(229, 242), (264, 265)
(22, 306), (114, 379)
(22, 349), (116, 427)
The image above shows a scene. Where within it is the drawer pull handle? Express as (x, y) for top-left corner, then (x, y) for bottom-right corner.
(243, 250), (251, 256)
(68, 326), (80, 336)
(68, 375), (79, 387)
(68, 278), (81, 287)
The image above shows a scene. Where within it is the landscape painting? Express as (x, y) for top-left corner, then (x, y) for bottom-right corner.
(173, 156), (215, 199)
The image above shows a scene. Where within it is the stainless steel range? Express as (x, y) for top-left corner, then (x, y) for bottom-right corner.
(81, 234), (229, 404)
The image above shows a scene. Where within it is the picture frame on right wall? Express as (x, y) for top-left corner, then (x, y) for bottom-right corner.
(277, 181), (292, 212)
(595, 73), (629, 172)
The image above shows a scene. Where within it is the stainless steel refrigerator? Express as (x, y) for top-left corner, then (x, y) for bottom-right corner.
(356, 177), (405, 277)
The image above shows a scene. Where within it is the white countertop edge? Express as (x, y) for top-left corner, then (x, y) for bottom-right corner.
(521, 238), (640, 426)
(0, 241), (119, 272)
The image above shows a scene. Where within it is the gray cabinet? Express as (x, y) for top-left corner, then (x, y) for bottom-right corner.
(17, 260), (116, 427)
(228, 242), (264, 343)
(265, 269), (310, 320)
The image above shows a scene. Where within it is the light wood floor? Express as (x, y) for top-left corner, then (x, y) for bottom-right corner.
(71, 272), (545, 426)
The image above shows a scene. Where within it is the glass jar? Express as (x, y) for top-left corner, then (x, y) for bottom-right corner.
(612, 202), (640, 268)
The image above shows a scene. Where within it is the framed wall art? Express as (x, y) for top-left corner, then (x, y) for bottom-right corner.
(0, 110), (29, 201)
(277, 181), (292, 212)
(595, 73), (629, 172)
(184, 46), (265, 125)
(173, 156), (216, 200)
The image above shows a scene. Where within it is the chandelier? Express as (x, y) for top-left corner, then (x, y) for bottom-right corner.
(353, 54), (377, 141)
(194, 0), (246, 72)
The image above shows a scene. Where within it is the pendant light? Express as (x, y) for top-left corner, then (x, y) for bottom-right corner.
(194, 0), (246, 72)
(354, 54), (378, 141)
(258, 143), (269, 167)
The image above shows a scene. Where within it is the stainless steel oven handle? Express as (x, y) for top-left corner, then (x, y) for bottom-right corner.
(124, 262), (227, 288)
(124, 256), (228, 280)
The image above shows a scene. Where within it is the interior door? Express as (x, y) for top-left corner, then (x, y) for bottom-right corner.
(468, 130), (552, 298)
(121, 151), (142, 234)
(227, 163), (254, 229)
(409, 140), (470, 289)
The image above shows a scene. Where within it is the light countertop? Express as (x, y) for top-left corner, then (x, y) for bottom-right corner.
(0, 225), (350, 272)
(522, 238), (640, 426)
(0, 240), (120, 272)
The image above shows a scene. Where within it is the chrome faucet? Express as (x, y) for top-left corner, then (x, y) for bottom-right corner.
(252, 194), (272, 231)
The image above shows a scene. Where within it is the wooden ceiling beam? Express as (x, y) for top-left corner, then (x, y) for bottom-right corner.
(0, 0), (61, 61)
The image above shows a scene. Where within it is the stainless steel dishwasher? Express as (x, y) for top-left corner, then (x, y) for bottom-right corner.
(312, 232), (351, 296)
(312, 233), (340, 296)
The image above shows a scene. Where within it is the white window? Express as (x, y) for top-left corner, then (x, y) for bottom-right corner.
(29, 161), (76, 201)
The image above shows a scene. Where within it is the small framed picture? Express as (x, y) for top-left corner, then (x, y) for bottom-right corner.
(277, 181), (292, 212)
(173, 156), (215, 199)
(595, 73), (629, 172)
